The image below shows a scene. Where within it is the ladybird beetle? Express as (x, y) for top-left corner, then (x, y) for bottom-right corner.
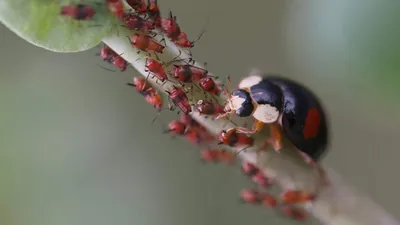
(217, 73), (329, 162)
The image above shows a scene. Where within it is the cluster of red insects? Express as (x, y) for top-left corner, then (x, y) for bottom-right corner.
(60, 0), (318, 222)
(240, 162), (313, 221)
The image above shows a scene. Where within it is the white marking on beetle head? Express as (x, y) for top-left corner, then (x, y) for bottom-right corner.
(252, 104), (280, 123)
(197, 99), (204, 105)
(227, 95), (246, 112)
(238, 75), (263, 89)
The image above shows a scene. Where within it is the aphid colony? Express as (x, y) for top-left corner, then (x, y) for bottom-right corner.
(239, 162), (313, 221)
(59, 0), (330, 222)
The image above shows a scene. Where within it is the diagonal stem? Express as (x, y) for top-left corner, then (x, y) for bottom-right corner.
(101, 4), (399, 225)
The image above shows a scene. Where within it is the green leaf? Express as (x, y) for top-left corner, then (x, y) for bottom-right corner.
(0, 0), (119, 52)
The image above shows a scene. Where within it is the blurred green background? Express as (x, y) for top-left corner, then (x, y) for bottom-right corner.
(0, 1), (399, 225)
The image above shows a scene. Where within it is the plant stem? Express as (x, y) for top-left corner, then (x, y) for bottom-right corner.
(101, 17), (399, 225)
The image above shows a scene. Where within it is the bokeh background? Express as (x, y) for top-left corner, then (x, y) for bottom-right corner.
(1, 1), (399, 225)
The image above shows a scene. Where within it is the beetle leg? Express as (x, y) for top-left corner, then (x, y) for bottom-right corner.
(236, 120), (264, 134)
(215, 111), (231, 120)
(263, 123), (283, 152)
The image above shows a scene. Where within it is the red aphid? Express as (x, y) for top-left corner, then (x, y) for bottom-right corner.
(147, 0), (160, 15)
(179, 114), (196, 126)
(127, 77), (162, 110)
(200, 77), (220, 95)
(200, 149), (220, 163)
(195, 100), (224, 116)
(126, 0), (143, 9)
(252, 171), (272, 189)
(166, 120), (186, 135)
(160, 11), (181, 40)
(241, 161), (259, 177)
(218, 150), (235, 164)
(111, 55), (127, 71)
(173, 22), (206, 48)
(218, 128), (254, 148)
(123, 14), (155, 31)
(60, 4), (96, 20)
(174, 31), (205, 49)
(292, 209), (308, 221)
(260, 193), (278, 207)
(130, 34), (165, 53)
(127, 76), (153, 93)
(135, 4), (148, 14)
(280, 190), (315, 204)
(183, 127), (202, 144)
(144, 58), (168, 82)
(178, 114), (209, 137)
(152, 16), (162, 28)
(100, 45), (118, 62)
(173, 32), (193, 48)
(240, 189), (260, 204)
(147, 0), (161, 24)
(166, 86), (192, 114)
(127, 0), (148, 13)
(144, 91), (163, 111)
(193, 126), (214, 144)
(106, 0), (125, 18)
(198, 128), (216, 143)
(181, 122), (213, 144)
(127, 0), (160, 21)
(280, 206), (308, 221)
(170, 64), (208, 83)
(178, 114), (204, 131)
(201, 149), (234, 164)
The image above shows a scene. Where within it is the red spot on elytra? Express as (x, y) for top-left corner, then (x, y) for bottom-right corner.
(303, 108), (320, 139)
